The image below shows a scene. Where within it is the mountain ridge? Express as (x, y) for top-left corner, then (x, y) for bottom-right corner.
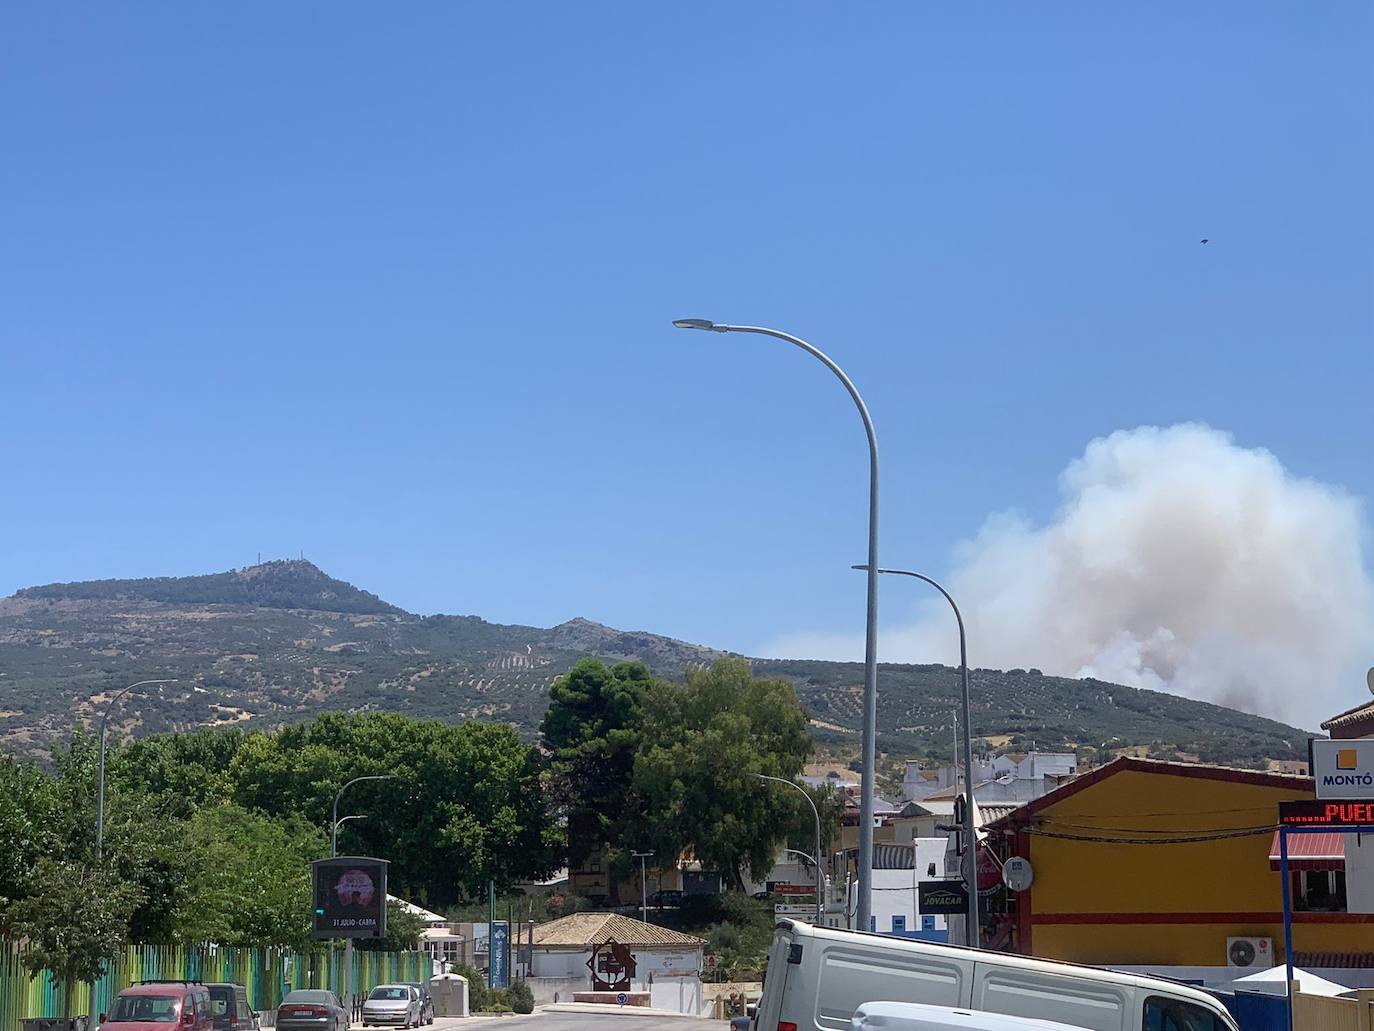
(0, 561), (1309, 768)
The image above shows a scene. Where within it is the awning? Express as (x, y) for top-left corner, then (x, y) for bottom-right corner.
(1269, 831), (1345, 871)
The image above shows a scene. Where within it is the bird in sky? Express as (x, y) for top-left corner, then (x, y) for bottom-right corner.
(1200, 238), (1209, 244)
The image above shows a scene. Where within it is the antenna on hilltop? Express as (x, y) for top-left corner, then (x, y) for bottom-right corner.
(257, 552), (261, 566)
(1366, 666), (1374, 697)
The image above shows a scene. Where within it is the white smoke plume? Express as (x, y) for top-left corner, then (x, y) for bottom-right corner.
(764, 424), (1374, 727)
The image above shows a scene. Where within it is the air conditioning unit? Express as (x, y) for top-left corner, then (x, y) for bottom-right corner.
(1226, 936), (1274, 969)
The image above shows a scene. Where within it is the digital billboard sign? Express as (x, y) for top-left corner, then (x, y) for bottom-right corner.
(311, 856), (388, 939)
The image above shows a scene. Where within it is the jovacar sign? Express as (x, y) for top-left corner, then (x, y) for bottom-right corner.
(1312, 739), (1374, 799)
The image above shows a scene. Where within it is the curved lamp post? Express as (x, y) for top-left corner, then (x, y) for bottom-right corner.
(676, 318), (880, 930)
(96, 679), (177, 861)
(330, 774), (397, 1008)
(332, 775), (396, 856)
(754, 773), (826, 924)
(854, 564), (979, 948)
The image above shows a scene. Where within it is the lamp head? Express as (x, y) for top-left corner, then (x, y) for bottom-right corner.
(672, 318), (724, 332)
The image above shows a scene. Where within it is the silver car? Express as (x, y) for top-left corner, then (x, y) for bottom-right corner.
(361, 985), (421, 1029)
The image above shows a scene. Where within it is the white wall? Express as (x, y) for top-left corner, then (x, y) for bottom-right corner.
(647, 977), (705, 1014)
(1345, 830), (1374, 914)
(847, 843), (950, 937)
(531, 946), (703, 981)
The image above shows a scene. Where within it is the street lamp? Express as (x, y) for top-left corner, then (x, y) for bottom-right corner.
(333, 814), (367, 848)
(853, 564), (980, 949)
(96, 679), (177, 861)
(675, 317), (881, 931)
(631, 852), (655, 923)
(330, 775), (398, 1009)
(753, 773), (825, 925)
(331, 775), (397, 857)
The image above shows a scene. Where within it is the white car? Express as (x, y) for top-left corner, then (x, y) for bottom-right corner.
(361, 985), (421, 1029)
(854, 1003), (1094, 1031)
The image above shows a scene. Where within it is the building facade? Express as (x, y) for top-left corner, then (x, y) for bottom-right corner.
(986, 757), (1373, 968)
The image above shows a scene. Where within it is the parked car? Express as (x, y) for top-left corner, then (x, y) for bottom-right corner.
(361, 985), (421, 1029)
(205, 984), (258, 1031)
(399, 983), (434, 1026)
(101, 982), (214, 1031)
(650, 889), (684, 908)
(275, 990), (347, 1031)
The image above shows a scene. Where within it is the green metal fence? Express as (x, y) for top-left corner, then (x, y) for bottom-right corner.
(0, 943), (428, 1031)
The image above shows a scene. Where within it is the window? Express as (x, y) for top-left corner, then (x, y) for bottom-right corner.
(922, 916), (936, 931)
(111, 997), (180, 1023)
(892, 915), (906, 932)
(1143, 996), (1224, 1031)
(1294, 871), (1347, 913)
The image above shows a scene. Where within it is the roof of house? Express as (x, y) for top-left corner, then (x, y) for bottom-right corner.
(387, 894), (446, 924)
(1321, 699), (1374, 733)
(978, 803), (1022, 826)
(531, 912), (706, 948)
(985, 756), (1313, 831)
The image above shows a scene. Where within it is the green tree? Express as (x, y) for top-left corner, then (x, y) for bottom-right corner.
(8, 858), (143, 1016)
(111, 728), (244, 812)
(172, 804), (325, 949)
(231, 713), (561, 905)
(633, 659), (814, 887)
(0, 755), (56, 927)
(53, 732), (201, 943)
(356, 899), (427, 952)
(541, 659), (653, 884)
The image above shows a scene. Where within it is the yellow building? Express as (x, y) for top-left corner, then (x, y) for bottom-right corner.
(987, 757), (1373, 967)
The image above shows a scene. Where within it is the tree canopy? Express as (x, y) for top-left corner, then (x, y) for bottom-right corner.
(632, 658), (815, 886)
(541, 659), (653, 871)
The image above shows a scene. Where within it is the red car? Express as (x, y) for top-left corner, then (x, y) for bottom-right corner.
(101, 982), (215, 1031)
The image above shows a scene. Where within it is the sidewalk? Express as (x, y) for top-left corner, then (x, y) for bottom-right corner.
(541, 1002), (709, 1020)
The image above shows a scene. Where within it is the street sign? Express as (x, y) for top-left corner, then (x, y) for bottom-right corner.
(1312, 740), (1374, 799)
(918, 881), (968, 915)
(774, 903), (814, 919)
(1002, 856), (1033, 892)
(1279, 800), (1374, 827)
(770, 883), (816, 895)
(310, 856), (388, 940)
(616, 993), (628, 1008)
(490, 921), (510, 989)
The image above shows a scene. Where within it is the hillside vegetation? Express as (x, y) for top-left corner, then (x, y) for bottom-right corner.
(0, 561), (1309, 767)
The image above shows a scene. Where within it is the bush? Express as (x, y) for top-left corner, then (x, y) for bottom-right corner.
(508, 980), (534, 1014)
(452, 963), (488, 1012)
(484, 989), (511, 1013)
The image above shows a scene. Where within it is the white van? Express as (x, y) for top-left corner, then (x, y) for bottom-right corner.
(852, 1001), (1099, 1031)
(755, 921), (1239, 1031)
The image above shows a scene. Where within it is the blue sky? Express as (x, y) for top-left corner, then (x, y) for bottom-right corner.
(2, 4), (1371, 680)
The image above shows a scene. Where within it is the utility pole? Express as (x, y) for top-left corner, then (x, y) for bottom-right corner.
(631, 852), (654, 922)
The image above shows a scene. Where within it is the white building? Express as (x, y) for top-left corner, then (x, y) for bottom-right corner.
(528, 912), (706, 1013)
(903, 752), (1078, 804)
(844, 838), (950, 942)
(1320, 696), (1374, 915)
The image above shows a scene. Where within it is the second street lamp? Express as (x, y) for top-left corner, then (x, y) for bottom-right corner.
(753, 773), (825, 925)
(331, 773), (398, 1010)
(854, 564), (980, 949)
(675, 317), (881, 931)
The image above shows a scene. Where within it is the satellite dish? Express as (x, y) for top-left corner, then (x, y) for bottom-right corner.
(1002, 856), (1034, 892)
(1367, 667), (1374, 696)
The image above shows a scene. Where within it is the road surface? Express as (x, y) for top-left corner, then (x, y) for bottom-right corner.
(357, 1013), (710, 1031)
